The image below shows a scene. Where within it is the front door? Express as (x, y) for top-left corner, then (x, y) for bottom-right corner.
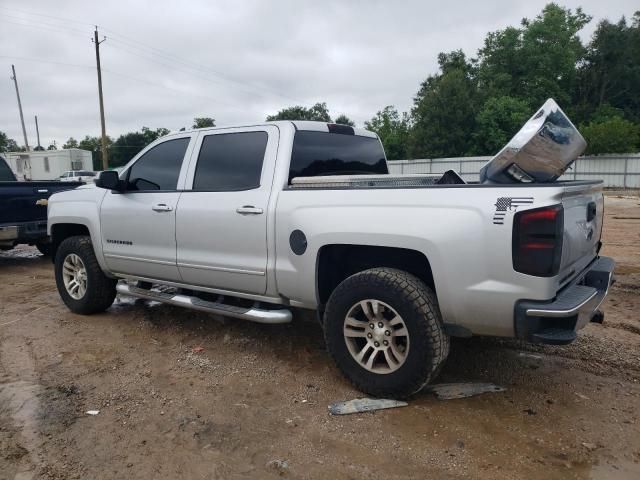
(176, 126), (278, 294)
(101, 135), (193, 281)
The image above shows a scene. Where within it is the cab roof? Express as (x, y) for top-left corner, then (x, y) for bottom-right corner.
(172, 121), (378, 138)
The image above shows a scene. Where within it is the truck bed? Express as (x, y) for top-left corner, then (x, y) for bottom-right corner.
(289, 173), (600, 190)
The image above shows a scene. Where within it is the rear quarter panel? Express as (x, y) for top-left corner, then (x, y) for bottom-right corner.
(275, 185), (570, 337)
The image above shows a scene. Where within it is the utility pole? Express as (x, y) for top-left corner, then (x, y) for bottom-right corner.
(93, 27), (109, 169)
(10, 65), (29, 151)
(35, 115), (41, 149)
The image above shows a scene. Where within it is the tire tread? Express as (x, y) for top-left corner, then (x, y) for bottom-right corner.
(54, 235), (116, 314)
(324, 267), (449, 398)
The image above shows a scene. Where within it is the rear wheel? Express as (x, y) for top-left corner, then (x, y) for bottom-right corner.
(324, 268), (449, 398)
(54, 235), (117, 314)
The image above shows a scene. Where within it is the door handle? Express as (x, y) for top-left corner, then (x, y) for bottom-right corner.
(152, 203), (173, 212)
(236, 206), (263, 215)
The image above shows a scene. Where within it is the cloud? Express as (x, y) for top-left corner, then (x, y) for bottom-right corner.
(0, 0), (637, 150)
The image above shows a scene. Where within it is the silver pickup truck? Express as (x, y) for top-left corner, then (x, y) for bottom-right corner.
(47, 107), (614, 397)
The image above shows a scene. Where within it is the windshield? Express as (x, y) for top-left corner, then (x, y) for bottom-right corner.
(0, 157), (16, 181)
(289, 131), (387, 183)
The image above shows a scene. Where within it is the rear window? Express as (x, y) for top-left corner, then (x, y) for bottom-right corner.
(78, 171), (95, 176)
(289, 131), (387, 183)
(0, 157), (15, 181)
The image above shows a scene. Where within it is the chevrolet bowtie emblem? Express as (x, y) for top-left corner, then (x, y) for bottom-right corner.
(36, 199), (48, 206)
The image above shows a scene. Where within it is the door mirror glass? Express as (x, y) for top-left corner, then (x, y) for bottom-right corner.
(96, 170), (123, 191)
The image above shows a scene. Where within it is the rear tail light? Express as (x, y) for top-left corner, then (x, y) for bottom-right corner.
(512, 205), (563, 277)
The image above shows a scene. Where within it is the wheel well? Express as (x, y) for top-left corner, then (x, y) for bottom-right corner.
(317, 244), (435, 307)
(50, 223), (90, 260)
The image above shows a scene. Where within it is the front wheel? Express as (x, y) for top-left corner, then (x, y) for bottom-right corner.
(54, 235), (117, 314)
(324, 268), (449, 399)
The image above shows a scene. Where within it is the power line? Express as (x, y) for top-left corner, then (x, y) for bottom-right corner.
(0, 6), (92, 27)
(0, 55), (239, 107)
(0, 17), (89, 38)
(0, 55), (93, 69)
(102, 30), (304, 104)
(0, 7), (305, 105)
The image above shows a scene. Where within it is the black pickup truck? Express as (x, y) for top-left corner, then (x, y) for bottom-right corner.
(0, 155), (82, 255)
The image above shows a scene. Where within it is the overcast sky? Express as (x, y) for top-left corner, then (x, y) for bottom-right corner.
(0, 0), (637, 149)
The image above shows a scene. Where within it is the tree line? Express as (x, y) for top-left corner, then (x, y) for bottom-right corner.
(0, 118), (215, 170)
(267, 4), (640, 159)
(1, 4), (638, 167)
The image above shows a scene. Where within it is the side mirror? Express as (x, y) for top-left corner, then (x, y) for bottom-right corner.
(95, 170), (124, 191)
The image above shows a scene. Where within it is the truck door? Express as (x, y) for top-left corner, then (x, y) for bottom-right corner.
(100, 134), (194, 281)
(175, 126), (279, 295)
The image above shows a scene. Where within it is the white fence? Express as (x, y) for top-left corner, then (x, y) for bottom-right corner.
(387, 154), (640, 188)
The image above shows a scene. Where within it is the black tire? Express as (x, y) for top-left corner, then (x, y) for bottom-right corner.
(35, 241), (52, 256)
(324, 268), (449, 399)
(54, 235), (117, 314)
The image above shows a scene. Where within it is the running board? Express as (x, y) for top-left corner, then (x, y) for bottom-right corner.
(115, 283), (292, 324)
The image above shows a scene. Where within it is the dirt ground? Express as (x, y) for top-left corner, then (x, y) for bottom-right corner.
(1, 194), (639, 480)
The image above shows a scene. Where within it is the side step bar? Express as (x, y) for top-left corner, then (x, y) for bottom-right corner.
(116, 283), (292, 324)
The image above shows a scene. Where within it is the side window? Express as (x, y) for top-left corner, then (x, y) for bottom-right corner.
(126, 137), (190, 191)
(193, 132), (267, 191)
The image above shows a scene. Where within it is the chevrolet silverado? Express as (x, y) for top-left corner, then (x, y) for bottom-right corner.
(47, 104), (614, 397)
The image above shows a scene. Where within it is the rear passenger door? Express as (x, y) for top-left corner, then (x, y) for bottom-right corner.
(176, 126), (278, 294)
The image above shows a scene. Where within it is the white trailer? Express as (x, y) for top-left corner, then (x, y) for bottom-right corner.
(5, 149), (93, 181)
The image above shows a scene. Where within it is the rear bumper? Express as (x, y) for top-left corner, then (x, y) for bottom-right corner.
(514, 256), (615, 345)
(0, 221), (48, 246)
(0, 226), (19, 242)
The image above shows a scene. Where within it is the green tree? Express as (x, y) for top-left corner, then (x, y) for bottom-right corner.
(110, 132), (146, 167)
(580, 107), (640, 154)
(575, 12), (640, 122)
(0, 131), (20, 152)
(109, 127), (170, 167)
(365, 106), (410, 160)
(411, 50), (478, 158)
(142, 126), (170, 144)
(192, 117), (216, 128)
(78, 135), (113, 170)
(476, 26), (524, 101)
(63, 137), (79, 149)
(33, 145), (45, 151)
(334, 114), (355, 126)
(477, 4), (590, 111)
(266, 102), (332, 122)
(47, 143), (57, 150)
(472, 96), (531, 154)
